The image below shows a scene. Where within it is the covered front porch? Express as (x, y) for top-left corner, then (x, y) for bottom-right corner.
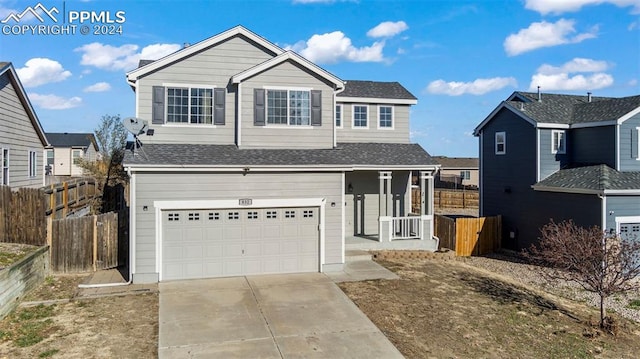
(344, 169), (438, 251)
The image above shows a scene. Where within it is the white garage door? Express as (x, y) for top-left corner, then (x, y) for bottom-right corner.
(620, 222), (640, 242)
(162, 207), (319, 281)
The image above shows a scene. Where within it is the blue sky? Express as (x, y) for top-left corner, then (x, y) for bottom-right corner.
(0, 0), (638, 157)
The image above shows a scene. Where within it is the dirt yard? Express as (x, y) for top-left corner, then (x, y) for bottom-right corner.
(0, 274), (158, 358)
(339, 258), (640, 359)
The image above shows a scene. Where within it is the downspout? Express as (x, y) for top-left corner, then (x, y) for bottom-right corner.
(598, 193), (607, 232)
(78, 167), (134, 288)
(333, 83), (346, 148)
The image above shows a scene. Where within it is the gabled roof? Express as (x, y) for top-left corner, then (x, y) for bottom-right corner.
(46, 132), (98, 150)
(474, 91), (640, 135)
(532, 164), (640, 194)
(231, 51), (344, 89)
(338, 80), (418, 105)
(432, 156), (478, 169)
(123, 142), (438, 169)
(0, 62), (48, 146)
(126, 25), (284, 85)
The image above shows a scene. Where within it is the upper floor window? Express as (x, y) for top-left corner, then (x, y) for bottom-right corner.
(460, 170), (471, 180)
(267, 89), (310, 126)
(378, 106), (393, 129)
(167, 87), (214, 124)
(552, 130), (566, 154)
(1, 148), (8, 185)
(335, 104), (342, 128)
(353, 105), (368, 128)
(28, 150), (37, 178)
(495, 131), (506, 155)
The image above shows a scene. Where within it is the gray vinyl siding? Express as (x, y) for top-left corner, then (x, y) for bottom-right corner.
(240, 61), (334, 149)
(606, 196), (640, 232)
(0, 73), (44, 188)
(133, 171), (342, 281)
(619, 112), (640, 171)
(136, 35), (276, 145)
(538, 128), (569, 180)
(344, 170), (410, 236)
(336, 103), (410, 143)
(571, 126), (616, 168)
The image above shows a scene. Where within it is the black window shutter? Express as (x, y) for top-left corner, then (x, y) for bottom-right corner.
(254, 88), (265, 126)
(311, 90), (322, 126)
(152, 86), (165, 124)
(213, 88), (225, 125)
(632, 128), (639, 159)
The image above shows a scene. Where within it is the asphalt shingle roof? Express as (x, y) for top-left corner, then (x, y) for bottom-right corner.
(508, 92), (640, 124)
(534, 164), (640, 191)
(338, 80), (417, 100)
(124, 142), (436, 167)
(138, 59), (155, 68)
(46, 132), (96, 148)
(432, 156), (478, 169)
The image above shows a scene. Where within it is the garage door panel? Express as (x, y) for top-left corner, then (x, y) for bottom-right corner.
(163, 206), (319, 281)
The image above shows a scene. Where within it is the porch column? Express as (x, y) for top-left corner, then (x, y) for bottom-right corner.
(420, 170), (435, 240)
(378, 171), (392, 242)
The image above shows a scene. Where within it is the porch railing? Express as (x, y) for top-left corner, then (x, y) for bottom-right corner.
(391, 215), (421, 240)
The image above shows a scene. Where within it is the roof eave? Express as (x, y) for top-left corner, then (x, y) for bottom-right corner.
(531, 185), (602, 195)
(336, 96), (417, 105)
(126, 25), (285, 83)
(474, 102), (538, 136)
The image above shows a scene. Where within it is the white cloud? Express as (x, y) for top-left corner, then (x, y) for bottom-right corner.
(74, 42), (181, 71)
(426, 77), (517, 96)
(287, 31), (385, 64)
(628, 79), (638, 86)
(29, 93), (82, 110)
(367, 21), (408, 38)
(16, 58), (71, 88)
(529, 58), (614, 91)
(504, 19), (598, 56)
(83, 82), (111, 92)
(525, 0), (640, 15)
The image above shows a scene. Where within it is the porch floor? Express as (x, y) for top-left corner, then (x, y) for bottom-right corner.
(346, 235), (438, 251)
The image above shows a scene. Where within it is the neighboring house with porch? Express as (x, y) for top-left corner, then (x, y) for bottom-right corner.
(0, 62), (48, 188)
(433, 156), (479, 188)
(474, 91), (640, 250)
(123, 26), (439, 283)
(45, 132), (99, 178)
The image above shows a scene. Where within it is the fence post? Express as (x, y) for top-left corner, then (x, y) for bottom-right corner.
(62, 181), (68, 217)
(93, 215), (98, 272)
(46, 216), (52, 246)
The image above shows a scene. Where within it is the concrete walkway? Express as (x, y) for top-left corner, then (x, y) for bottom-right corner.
(159, 273), (403, 358)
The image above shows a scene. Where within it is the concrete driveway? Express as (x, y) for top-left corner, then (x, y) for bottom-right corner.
(158, 273), (403, 358)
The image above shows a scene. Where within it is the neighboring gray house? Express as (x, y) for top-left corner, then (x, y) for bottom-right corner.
(433, 156), (479, 188)
(474, 91), (640, 250)
(0, 62), (48, 188)
(45, 132), (99, 178)
(123, 26), (439, 283)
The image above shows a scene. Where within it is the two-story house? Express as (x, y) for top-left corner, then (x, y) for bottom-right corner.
(0, 62), (48, 188)
(123, 26), (439, 283)
(474, 91), (640, 250)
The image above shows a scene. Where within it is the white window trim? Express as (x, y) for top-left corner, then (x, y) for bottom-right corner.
(1, 148), (9, 186)
(263, 87), (313, 127)
(335, 104), (343, 129)
(27, 150), (37, 179)
(636, 127), (640, 160)
(551, 130), (566, 154)
(377, 105), (394, 130)
(352, 104), (369, 129)
(615, 216), (640, 234)
(495, 131), (506, 155)
(163, 83), (217, 126)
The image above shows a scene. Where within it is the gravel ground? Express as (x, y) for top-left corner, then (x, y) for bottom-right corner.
(465, 250), (640, 323)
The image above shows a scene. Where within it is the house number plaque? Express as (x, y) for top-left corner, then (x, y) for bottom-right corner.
(239, 198), (252, 206)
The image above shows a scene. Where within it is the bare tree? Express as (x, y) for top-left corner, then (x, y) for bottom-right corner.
(76, 114), (128, 212)
(525, 220), (640, 330)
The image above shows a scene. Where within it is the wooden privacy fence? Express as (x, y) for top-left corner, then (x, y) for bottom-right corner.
(49, 210), (128, 273)
(434, 214), (502, 256)
(411, 188), (479, 213)
(0, 185), (46, 245)
(44, 178), (99, 219)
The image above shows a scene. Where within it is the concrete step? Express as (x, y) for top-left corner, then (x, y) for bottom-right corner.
(345, 250), (372, 262)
